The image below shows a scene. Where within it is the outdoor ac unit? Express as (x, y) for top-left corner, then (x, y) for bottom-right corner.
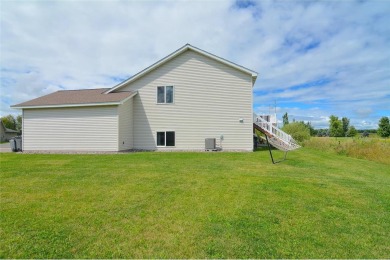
(205, 138), (216, 150)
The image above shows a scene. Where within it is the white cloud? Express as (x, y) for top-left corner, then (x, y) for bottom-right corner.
(1, 0), (389, 129)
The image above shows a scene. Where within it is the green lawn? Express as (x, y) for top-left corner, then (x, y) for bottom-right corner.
(1, 149), (389, 258)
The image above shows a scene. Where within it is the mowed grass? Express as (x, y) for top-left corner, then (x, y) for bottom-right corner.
(0, 149), (389, 258)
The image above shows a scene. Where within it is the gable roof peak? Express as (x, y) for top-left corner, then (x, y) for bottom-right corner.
(105, 44), (258, 94)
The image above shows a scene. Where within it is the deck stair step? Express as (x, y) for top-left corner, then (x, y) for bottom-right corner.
(253, 114), (301, 152)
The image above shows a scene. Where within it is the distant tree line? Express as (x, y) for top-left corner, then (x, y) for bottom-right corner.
(281, 113), (390, 139)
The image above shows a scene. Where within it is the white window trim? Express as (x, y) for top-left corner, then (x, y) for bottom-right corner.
(156, 85), (175, 104)
(156, 130), (176, 147)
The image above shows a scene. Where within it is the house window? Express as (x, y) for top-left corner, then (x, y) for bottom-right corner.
(157, 131), (175, 147)
(157, 86), (174, 104)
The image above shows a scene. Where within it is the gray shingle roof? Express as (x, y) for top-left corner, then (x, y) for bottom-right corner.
(1, 121), (18, 133)
(12, 88), (135, 108)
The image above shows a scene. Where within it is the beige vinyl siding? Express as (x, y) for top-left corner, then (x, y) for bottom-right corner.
(23, 106), (118, 151)
(118, 98), (133, 150)
(120, 50), (253, 151)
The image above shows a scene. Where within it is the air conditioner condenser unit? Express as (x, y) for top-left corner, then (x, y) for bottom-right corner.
(205, 138), (216, 150)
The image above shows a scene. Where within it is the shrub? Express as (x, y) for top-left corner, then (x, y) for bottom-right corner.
(282, 122), (311, 143)
(377, 117), (390, 138)
(346, 126), (358, 137)
(329, 115), (344, 137)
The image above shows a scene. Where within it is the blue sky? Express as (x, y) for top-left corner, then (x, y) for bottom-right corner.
(1, 0), (389, 129)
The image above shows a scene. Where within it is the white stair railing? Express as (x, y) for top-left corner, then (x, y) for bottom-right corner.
(253, 114), (301, 151)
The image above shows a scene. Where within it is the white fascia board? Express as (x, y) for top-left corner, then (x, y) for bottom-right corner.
(12, 102), (122, 109)
(105, 44), (258, 94)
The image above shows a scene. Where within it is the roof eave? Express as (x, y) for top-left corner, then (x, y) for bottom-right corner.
(104, 45), (190, 94)
(11, 102), (122, 109)
(188, 44), (258, 77)
(252, 74), (258, 87)
(11, 91), (138, 109)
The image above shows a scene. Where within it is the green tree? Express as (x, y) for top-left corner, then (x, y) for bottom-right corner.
(16, 115), (22, 132)
(329, 115), (344, 137)
(377, 116), (390, 137)
(305, 121), (316, 136)
(282, 122), (311, 143)
(1, 114), (17, 130)
(282, 112), (289, 126)
(329, 115), (338, 125)
(342, 117), (350, 136)
(346, 126), (358, 137)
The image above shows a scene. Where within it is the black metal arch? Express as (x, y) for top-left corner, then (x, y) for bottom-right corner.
(265, 135), (288, 164)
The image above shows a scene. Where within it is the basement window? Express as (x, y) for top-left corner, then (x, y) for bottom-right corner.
(157, 131), (175, 147)
(157, 86), (174, 104)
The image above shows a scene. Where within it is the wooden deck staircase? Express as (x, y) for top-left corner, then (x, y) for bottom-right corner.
(253, 114), (301, 152)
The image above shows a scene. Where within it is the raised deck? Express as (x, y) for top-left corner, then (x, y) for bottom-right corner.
(253, 114), (301, 151)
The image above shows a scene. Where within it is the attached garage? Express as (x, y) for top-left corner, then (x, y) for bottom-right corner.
(13, 88), (136, 152)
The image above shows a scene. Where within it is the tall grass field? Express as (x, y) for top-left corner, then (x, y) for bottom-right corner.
(304, 137), (390, 165)
(1, 147), (389, 258)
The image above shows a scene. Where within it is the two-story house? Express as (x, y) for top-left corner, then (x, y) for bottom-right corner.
(12, 44), (258, 152)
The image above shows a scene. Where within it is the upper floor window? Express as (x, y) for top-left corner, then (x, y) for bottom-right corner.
(157, 86), (174, 104)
